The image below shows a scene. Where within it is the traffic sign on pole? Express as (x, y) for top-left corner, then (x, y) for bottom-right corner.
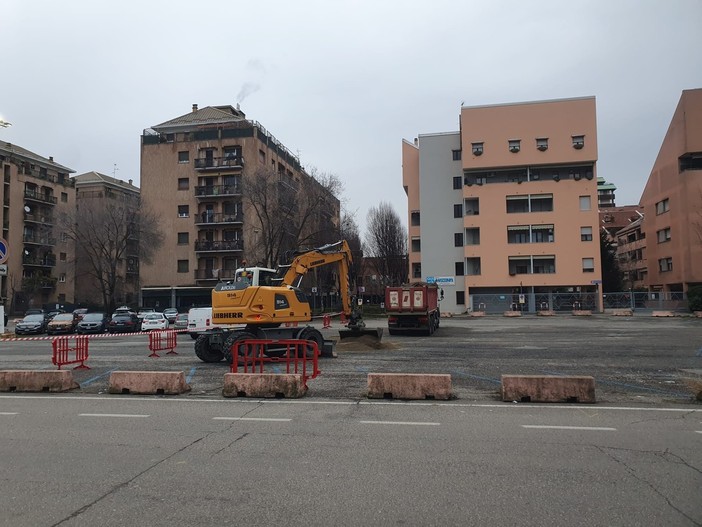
(0, 237), (8, 264)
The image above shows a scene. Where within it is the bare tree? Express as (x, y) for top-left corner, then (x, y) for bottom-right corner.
(340, 211), (364, 289)
(365, 202), (408, 286)
(60, 194), (163, 313)
(243, 165), (343, 268)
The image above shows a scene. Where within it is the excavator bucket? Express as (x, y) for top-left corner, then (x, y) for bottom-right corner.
(338, 326), (384, 341)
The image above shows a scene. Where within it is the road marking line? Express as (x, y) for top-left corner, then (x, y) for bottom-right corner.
(695, 431), (702, 434)
(0, 412), (18, 415)
(213, 417), (291, 422)
(360, 420), (440, 426)
(79, 413), (150, 418)
(521, 425), (616, 431)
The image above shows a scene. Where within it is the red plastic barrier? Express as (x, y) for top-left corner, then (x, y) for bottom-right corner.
(52, 336), (90, 370)
(340, 312), (347, 324)
(231, 339), (320, 389)
(322, 314), (331, 329)
(148, 329), (178, 358)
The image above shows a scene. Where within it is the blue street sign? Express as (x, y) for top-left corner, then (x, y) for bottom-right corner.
(0, 237), (8, 264)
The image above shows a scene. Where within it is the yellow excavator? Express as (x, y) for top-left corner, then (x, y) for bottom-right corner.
(193, 240), (382, 363)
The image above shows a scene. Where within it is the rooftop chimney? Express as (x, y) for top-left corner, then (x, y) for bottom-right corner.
(128, 179), (133, 186)
(192, 104), (198, 112)
(49, 156), (54, 162)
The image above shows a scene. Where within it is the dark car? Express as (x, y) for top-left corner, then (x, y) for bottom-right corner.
(163, 308), (178, 324)
(76, 312), (108, 334)
(72, 308), (89, 321)
(46, 313), (79, 335)
(46, 310), (65, 321)
(14, 314), (48, 335)
(108, 312), (141, 333)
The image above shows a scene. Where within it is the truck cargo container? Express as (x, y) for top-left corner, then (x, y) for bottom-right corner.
(385, 283), (441, 336)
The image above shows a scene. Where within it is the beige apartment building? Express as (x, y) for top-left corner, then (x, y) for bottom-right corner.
(638, 88), (702, 294)
(403, 97), (603, 313)
(0, 142), (76, 314)
(140, 104), (339, 309)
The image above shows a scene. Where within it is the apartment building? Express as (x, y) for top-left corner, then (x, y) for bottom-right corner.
(72, 171), (141, 307)
(139, 104), (339, 309)
(0, 142), (76, 314)
(403, 97), (602, 314)
(639, 88), (702, 293)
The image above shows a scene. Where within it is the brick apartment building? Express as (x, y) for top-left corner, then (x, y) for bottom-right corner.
(403, 97), (603, 314)
(139, 104), (340, 309)
(0, 142), (76, 314)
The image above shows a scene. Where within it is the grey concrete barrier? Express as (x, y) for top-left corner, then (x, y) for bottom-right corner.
(223, 373), (306, 398)
(501, 374), (596, 403)
(0, 370), (79, 392)
(108, 371), (191, 395)
(367, 373), (452, 400)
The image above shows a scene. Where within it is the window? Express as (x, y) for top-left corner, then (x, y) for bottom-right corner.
(60, 252), (66, 261)
(581, 226), (593, 241)
(507, 226), (529, 244)
(411, 211), (420, 226)
(178, 205), (189, 218)
(655, 198), (669, 215)
(471, 142), (484, 156)
(177, 260), (189, 273)
(412, 263), (421, 279)
(465, 228), (480, 245)
(178, 178), (189, 190)
(506, 196), (529, 213)
(531, 224), (554, 243)
(453, 204), (463, 218)
(454, 232), (463, 247)
(166, 133), (175, 143)
(177, 232), (189, 245)
(452, 149), (462, 161)
(572, 135), (585, 149)
(536, 138), (548, 151)
(411, 238), (421, 252)
(464, 198), (479, 215)
(61, 232), (68, 242)
(259, 150), (266, 164)
(532, 256), (556, 274)
(61, 192), (68, 203)
(508, 139), (521, 153)
(657, 228), (671, 243)
(456, 291), (465, 305)
(453, 176), (462, 190)
(582, 258), (595, 273)
(508, 256), (531, 275)
(679, 152), (702, 172)
(455, 261), (464, 276)
(658, 257), (673, 272)
(579, 195), (591, 211)
(466, 257), (481, 275)
(59, 274), (66, 283)
(178, 151), (189, 163)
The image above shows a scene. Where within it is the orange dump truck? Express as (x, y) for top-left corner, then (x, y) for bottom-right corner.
(385, 283), (441, 336)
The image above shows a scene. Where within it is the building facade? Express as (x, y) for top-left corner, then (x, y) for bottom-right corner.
(639, 89), (702, 294)
(0, 142), (76, 314)
(72, 172), (141, 308)
(139, 104), (340, 309)
(403, 97), (603, 314)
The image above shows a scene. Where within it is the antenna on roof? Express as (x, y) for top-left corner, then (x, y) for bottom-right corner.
(113, 163), (119, 177)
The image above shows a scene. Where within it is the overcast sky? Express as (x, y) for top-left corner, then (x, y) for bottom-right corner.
(2, 0), (701, 235)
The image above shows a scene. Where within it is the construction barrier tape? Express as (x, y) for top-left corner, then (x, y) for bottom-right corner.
(1, 329), (189, 342)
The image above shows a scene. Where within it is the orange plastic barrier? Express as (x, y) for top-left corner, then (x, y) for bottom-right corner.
(51, 336), (90, 370)
(231, 339), (320, 389)
(148, 330), (178, 358)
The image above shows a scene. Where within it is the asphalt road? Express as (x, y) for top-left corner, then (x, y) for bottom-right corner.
(2, 314), (701, 404)
(0, 396), (700, 527)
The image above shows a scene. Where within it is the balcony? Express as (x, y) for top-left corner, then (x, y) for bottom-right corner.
(194, 239), (243, 253)
(194, 184), (242, 198)
(23, 234), (56, 246)
(22, 255), (57, 268)
(194, 211), (244, 226)
(194, 268), (238, 281)
(24, 189), (58, 205)
(194, 156), (244, 171)
(24, 212), (54, 225)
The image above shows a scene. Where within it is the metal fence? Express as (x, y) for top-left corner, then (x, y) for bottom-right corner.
(470, 291), (688, 314)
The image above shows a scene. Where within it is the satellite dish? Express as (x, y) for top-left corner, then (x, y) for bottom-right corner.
(24, 205), (31, 213)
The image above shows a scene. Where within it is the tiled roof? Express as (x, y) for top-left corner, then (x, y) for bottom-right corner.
(73, 171), (139, 193)
(152, 105), (246, 131)
(0, 141), (74, 172)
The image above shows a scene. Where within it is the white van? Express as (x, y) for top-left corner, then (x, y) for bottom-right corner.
(186, 307), (214, 340)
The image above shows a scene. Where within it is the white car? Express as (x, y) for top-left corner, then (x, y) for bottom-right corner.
(140, 312), (168, 331)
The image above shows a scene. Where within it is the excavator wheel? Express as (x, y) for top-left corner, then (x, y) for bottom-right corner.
(296, 326), (325, 358)
(194, 334), (224, 363)
(223, 331), (258, 365)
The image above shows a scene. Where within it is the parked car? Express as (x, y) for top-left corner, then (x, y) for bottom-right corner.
(14, 314), (48, 335)
(174, 313), (188, 331)
(76, 312), (108, 334)
(137, 308), (155, 320)
(72, 308), (89, 321)
(46, 310), (64, 321)
(47, 313), (79, 335)
(140, 312), (168, 331)
(163, 307), (179, 324)
(108, 312), (141, 333)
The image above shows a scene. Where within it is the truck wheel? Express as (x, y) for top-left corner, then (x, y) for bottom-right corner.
(297, 326), (325, 358)
(223, 331), (258, 365)
(189, 333), (198, 340)
(194, 335), (224, 363)
(388, 328), (399, 336)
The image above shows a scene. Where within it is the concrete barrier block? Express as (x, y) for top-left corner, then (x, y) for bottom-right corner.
(694, 311), (702, 318)
(652, 311), (675, 317)
(367, 373), (452, 400)
(537, 310), (555, 316)
(108, 371), (190, 395)
(223, 373), (307, 398)
(503, 311), (522, 317)
(501, 375), (596, 403)
(470, 311), (486, 317)
(611, 309), (633, 316)
(572, 310), (592, 316)
(0, 370), (79, 392)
